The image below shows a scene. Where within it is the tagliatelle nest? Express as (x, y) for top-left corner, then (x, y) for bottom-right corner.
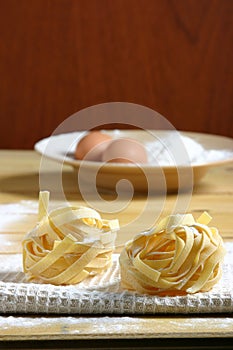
(120, 212), (226, 295)
(23, 192), (119, 285)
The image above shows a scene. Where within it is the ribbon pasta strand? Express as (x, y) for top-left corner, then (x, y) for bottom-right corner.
(120, 212), (226, 295)
(23, 191), (119, 285)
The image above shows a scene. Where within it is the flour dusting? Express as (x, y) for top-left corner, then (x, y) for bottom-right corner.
(146, 135), (233, 166)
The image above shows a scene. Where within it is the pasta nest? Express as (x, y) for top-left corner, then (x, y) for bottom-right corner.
(23, 192), (119, 285)
(120, 212), (226, 295)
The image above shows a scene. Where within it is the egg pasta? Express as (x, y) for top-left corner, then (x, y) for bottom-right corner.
(120, 212), (226, 295)
(23, 191), (119, 285)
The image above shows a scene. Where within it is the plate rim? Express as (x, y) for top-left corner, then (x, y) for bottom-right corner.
(34, 130), (233, 170)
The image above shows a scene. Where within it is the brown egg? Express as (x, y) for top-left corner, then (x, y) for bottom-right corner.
(102, 138), (148, 164)
(75, 131), (112, 161)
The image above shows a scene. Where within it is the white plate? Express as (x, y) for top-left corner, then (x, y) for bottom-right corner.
(35, 130), (233, 192)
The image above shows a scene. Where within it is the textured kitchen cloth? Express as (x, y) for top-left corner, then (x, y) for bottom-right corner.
(0, 243), (232, 315)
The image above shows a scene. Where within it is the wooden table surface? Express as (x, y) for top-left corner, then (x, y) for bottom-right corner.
(0, 150), (233, 348)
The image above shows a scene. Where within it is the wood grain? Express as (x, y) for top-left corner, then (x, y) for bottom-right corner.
(1, 315), (233, 340)
(0, 0), (232, 149)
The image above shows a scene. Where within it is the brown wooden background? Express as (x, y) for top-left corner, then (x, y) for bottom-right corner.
(0, 0), (232, 149)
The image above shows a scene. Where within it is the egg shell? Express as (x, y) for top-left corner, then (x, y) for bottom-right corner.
(75, 131), (112, 161)
(102, 138), (148, 164)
